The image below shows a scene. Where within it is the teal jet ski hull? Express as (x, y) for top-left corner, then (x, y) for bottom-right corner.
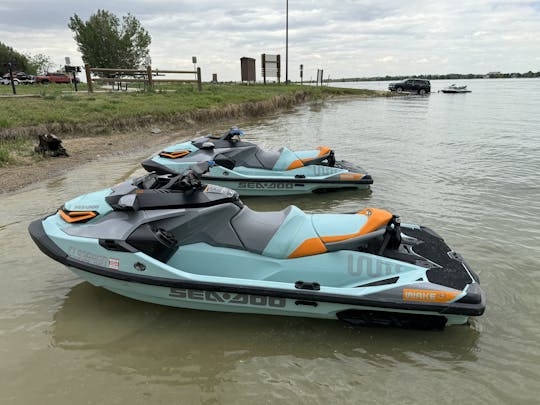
(142, 129), (373, 196)
(28, 173), (484, 329)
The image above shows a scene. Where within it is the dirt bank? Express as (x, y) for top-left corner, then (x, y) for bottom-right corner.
(0, 129), (186, 193)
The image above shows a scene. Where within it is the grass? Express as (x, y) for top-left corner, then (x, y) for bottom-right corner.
(0, 138), (35, 166)
(0, 83), (382, 133)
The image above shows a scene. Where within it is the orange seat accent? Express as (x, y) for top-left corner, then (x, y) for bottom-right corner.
(320, 208), (392, 243)
(356, 208), (393, 235)
(286, 159), (305, 170)
(286, 146), (333, 170)
(288, 237), (328, 258)
(59, 209), (97, 223)
(315, 145), (332, 156)
(159, 150), (190, 159)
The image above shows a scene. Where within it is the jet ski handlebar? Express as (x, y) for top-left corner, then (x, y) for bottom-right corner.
(220, 127), (245, 141)
(161, 161), (213, 190)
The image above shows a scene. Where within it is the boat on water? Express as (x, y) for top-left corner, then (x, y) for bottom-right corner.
(28, 165), (485, 329)
(441, 84), (472, 93)
(142, 128), (372, 196)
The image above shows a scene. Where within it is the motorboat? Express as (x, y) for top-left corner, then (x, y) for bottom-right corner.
(28, 165), (485, 329)
(141, 129), (373, 196)
(441, 84), (471, 93)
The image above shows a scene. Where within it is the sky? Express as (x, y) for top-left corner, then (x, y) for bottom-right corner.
(0, 0), (539, 81)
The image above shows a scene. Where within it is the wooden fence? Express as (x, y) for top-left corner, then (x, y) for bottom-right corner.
(84, 64), (202, 93)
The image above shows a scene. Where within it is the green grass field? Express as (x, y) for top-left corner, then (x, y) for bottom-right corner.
(0, 83), (381, 130)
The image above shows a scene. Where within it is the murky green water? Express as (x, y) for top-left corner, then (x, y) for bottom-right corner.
(1, 79), (539, 403)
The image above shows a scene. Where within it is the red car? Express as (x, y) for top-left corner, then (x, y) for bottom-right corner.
(35, 72), (78, 84)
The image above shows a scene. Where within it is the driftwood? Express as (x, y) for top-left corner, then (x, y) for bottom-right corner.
(34, 134), (69, 157)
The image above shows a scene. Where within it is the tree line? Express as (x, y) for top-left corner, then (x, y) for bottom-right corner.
(331, 71), (540, 82)
(0, 42), (54, 75)
(2, 9), (151, 76)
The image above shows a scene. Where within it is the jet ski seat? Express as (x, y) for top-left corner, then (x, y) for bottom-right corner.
(251, 207), (393, 259)
(272, 146), (334, 171)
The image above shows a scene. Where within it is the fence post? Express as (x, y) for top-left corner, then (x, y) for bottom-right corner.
(197, 67), (202, 92)
(85, 64), (93, 93)
(147, 65), (153, 87)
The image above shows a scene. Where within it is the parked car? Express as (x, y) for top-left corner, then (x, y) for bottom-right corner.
(2, 72), (37, 85)
(35, 72), (78, 84)
(0, 76), (19, 85)
(388, 78), (431, 94)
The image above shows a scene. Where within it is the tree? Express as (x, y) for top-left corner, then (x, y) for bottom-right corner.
(0, 42), (33, 74)
(26, 53), (54, 75)
(68, 10), (151, 71)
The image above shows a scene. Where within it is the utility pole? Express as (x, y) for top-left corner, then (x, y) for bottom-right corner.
(285, 0), (289, 84)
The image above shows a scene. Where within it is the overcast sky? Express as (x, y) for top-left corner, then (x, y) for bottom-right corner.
(1, 0), (539, 81)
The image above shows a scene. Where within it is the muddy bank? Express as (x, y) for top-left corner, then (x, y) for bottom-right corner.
(0, 130), (184, 193)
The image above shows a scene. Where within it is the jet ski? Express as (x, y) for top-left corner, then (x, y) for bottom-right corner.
(141, 128), (373, 196)
(28, 164), (484, 329)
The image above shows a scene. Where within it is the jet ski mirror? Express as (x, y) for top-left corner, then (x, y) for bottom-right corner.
(199, 142), (215, 149)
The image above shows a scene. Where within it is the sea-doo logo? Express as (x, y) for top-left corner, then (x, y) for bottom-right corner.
(72, 204), (100, 210)
(238, 182), (294, 190)
(169, 288), (287, 308)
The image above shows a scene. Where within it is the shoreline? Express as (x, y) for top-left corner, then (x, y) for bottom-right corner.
(0, 91), (384, 194)
(0, 129), (182, 194)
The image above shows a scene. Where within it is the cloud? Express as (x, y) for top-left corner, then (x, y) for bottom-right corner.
(0, 0), (539, 80)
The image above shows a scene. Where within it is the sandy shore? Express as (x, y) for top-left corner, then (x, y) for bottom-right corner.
(0, 128), (191, 194)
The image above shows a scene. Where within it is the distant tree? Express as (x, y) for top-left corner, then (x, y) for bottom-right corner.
(26, 53), (54, 74)
(68, 10), (151, 71)
(0, 42), (33, 74)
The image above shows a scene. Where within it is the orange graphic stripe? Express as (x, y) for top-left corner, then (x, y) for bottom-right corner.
(159, 150), (190, 159)
(402, 289), (460, 303)
(59, 209), (97, 223)
(339, 173), (364, 181)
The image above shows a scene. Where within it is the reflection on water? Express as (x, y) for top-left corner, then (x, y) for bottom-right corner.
(1, 79), (540, 403)
(50, 282), (481, 403)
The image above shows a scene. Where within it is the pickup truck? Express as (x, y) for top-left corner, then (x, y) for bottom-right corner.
(35, 72), (77, 84)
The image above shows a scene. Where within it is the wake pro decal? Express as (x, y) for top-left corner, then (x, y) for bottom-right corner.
(169, 289), (286, 308)
(238, 182), (294, 190)
(403, 289), (459, 303)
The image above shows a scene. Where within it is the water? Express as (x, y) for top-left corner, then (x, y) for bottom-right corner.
(1, 79), (539, 403)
